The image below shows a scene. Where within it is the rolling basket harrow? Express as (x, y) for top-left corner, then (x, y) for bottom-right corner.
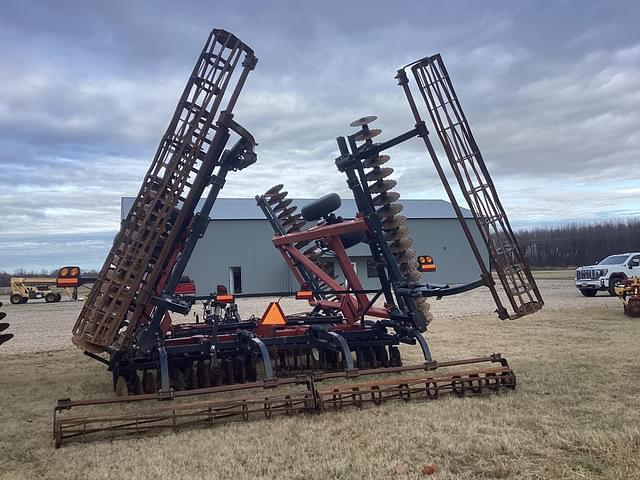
(54, 355), (514, 448)
(56, 28), (542, 447)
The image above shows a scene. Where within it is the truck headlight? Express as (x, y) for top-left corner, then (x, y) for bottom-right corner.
(596, 269), (608, 277)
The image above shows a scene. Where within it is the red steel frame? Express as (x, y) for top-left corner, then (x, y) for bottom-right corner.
(271, 214), (391, 323)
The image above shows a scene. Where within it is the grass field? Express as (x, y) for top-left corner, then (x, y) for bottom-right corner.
(1, 289), (639, 479)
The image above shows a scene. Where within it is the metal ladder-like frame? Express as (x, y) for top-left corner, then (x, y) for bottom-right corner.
(73, 30), (257, 351)
(397, 54), (543, 319)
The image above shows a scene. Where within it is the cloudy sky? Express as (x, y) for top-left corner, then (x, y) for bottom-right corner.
(1, 0), (639, 272)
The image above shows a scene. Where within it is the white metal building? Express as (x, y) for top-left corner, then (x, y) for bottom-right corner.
(121, 197), (488, 295)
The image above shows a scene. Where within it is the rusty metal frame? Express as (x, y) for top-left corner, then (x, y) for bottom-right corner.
(72, 30), (257, 352)
(54, 354), (514, 447)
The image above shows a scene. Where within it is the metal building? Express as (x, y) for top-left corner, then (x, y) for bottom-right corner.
(121, 197), (488, 295)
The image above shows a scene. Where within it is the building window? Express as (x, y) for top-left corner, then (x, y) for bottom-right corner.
(366, 259), (379, 278)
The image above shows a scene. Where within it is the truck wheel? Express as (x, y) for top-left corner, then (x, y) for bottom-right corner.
(608, 275), (626, 296)
(580, 289), (597, 297)
(10, 294), (22, 304)
(45, 293), (56, 303)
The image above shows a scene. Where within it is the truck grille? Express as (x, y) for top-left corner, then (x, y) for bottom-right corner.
(577, 269), (596, 280)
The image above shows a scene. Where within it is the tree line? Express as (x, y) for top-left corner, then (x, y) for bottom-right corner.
(515, 219), (640, 268)
(1, 219), (638, 282)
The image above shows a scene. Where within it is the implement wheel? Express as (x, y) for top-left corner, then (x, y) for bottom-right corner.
(45, 293), (56, 303)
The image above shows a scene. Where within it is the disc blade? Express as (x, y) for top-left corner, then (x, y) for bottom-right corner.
(350, 115), (377, 127)
(377, 203), (403, 219)
(264, 184), (284, 197)
(365, 167), (394, 182)
(405, 270), (423, 283)
(364, 154), (390, 168)
(368, 179), (397, 194)
(282, 213), (303, 227)
(382, 215), (407, 230)
(267, 191), (288, 204)
(372, 191), (401, 206)
(0, 333), (13, 346)
(0, 312), (6, 322)
(277, 206), (297, 219)
(415, 297), (430, 310)
(385, 226), (410, 242)
(286, 221), (306, 233)
(395, 250), (417, 264)
(353, 128), (382, 142)
(399, 259), (418, 270)
(272, 198), (293, 213)
(389, 238), (413, 253)
(0, 322), (9, 333)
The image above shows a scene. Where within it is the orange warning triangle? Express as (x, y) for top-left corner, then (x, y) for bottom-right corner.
(260, 302), (287, 325)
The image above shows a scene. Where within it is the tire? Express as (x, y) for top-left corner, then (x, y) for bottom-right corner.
(21, 297), (28, 304)
(301, 193), (341, 221)
(45, 293), (56, 303)
(608, 275), (626, 296)
(54, 293), (62, 302)
(10, 294), (22, 305)
(580, 289), (597, 297)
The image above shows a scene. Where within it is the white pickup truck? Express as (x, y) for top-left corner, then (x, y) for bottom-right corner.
(575, 252), (640, 297)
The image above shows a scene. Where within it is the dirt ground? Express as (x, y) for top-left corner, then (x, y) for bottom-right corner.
(0, 272), (638, 479)
(0, 269), (617, 355)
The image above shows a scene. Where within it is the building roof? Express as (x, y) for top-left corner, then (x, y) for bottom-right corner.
(121, 197), (472, 221)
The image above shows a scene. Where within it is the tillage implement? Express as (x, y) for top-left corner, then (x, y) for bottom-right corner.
(54, 29), (543, 447)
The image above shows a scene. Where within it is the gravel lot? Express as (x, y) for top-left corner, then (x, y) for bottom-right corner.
(0, 273), (619, 356)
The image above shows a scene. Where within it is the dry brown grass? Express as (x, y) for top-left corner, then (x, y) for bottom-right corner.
(1, 284), (639, 479)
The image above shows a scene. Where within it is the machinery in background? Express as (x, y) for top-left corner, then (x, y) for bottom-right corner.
(614, 277), (640, 317)
(9, 266), (95, 304)
(0, 301), (11, 347)
(54, 29), (542, 447)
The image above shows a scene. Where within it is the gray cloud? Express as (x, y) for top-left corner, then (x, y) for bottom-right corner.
(1, 0), (639, 271)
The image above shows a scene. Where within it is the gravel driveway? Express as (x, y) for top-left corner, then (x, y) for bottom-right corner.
(0, 277), (618, 355)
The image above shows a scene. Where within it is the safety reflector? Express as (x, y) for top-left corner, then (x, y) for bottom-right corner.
(57, 278), (79, 287)
(418, 255), (436, 272)
(216, 294), (234, 303)
(260, 302), (286, 325)
(295, 290), (313, 300)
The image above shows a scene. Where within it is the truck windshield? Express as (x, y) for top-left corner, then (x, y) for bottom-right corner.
(598, 255), (629, 265)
